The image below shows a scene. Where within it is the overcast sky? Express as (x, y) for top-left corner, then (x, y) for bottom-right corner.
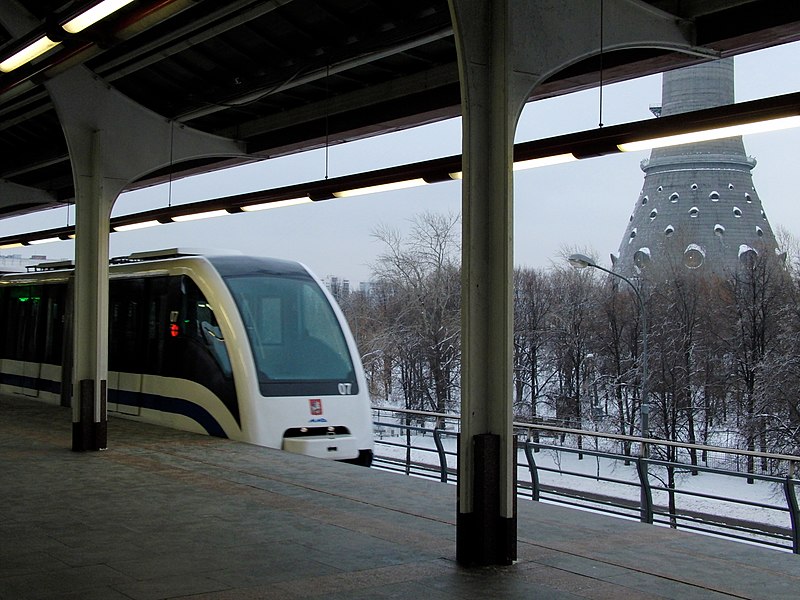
(2, 41), (798, 284)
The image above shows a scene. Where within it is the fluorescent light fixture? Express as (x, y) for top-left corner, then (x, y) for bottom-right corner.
(618, 115), (800, 152)
(0, 243), (25, 249)
(240, 197), (311, 212)
(513, 153), (577, 171)
(332, 178), (427, 198)
(62, 0), (135, 34)
(0, 36), (60, 73)
(28, 237), (61, 245)
(113, 220), (161, 232)
(172, 209), (229, 222)
(449, 153), (577, 179)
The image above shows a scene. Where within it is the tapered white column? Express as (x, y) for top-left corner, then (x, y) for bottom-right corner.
(448, 0), (701, 566)
(45, 67), (243, 450)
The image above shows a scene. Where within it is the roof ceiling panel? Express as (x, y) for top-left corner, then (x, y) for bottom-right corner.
(0, 0), (798, 218)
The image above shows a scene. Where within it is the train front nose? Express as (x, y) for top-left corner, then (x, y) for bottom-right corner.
(281, 426), (360, 460)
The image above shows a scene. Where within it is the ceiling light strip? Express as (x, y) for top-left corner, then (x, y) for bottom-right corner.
(240, 197), (311, 212)
(0, 37), (60, 73)
(171, 209), (229, 222)
(513, 153), (578, 171)
(113, 220), (161, 232)
(27, 237), (62, 245)
(62, 0), (136, 34)
(618, 115), (800, 152)
(332, 178), (428, 198)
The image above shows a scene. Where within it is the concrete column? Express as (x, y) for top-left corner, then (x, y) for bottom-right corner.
(448, 0), (702, 566)
(449, 0), (532, 567)
(71, 131), (115, 450)
(44, 67), (243, 451)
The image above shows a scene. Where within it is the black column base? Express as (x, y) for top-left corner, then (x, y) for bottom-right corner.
(456, 511), (516, 567)
(71, 379), (107, 451)
(456, 433), (517, 566)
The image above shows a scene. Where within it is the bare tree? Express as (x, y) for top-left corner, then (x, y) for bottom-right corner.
(547, 263), (602, 456)
(718, 251), (791, 477)
(370, 212), (461, 414)
(513, 267), (556, 422)
(593, 275), (642, 457)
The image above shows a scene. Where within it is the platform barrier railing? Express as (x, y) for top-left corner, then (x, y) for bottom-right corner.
(371, 406), (800, 554)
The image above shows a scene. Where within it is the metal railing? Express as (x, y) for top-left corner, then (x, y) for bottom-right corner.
(372, 406), (800, 554)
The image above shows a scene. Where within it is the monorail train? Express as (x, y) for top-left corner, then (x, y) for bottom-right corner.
(0, 249), (373, 466)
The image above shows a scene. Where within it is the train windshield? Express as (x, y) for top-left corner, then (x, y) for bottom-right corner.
(222, 271), (358, 396)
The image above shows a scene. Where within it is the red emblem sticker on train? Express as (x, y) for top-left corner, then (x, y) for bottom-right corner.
(309, 399), (323, 415)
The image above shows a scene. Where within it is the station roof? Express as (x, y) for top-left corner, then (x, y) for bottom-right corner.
(1, 0), (799, 218)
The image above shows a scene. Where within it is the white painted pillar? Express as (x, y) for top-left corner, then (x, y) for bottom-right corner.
(44, 68), (244, 450)
(448, 0), (702, 566)
(449, 0), (532, 567)
(70, 130), (117, 449)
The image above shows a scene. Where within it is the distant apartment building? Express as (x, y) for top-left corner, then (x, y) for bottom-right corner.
(0, 254), (54, 274)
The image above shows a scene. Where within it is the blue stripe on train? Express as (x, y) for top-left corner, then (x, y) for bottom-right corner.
(110, 389), (227, 438)
(0, 372), (61, 395)
(1, 370), (227, 438)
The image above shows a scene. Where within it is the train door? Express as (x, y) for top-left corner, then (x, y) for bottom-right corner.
(108, 278), (146, 416)
(60, 278), (73, 407)
(14, 286), (43, 397)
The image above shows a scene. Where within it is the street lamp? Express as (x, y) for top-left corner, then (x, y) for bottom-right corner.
(568, 254), (652, 522)
(567, 254), (650, 445)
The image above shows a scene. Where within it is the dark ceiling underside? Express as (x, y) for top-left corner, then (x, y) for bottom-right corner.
(1, 0), (799, 218)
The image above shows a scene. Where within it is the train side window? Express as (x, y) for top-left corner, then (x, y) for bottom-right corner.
(42, 284), (66, 364)
(181, 277), (232, 378)
(109, 279), (146, 372)
(5, 285), (43, 362)
(1, 287), (16, 359)
(3, 287), (27, 360)
(144, 277), (171, 374)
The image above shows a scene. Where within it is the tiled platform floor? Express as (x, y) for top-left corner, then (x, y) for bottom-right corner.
(2, 395), (800, 599)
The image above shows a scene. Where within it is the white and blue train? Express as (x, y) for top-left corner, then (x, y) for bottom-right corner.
(0, 249), (373, 465)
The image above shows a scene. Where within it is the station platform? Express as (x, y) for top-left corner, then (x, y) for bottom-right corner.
(2, 396), (800, 600)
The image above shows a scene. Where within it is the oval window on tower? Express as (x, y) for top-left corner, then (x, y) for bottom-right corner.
(634, 248), (651, 269)
(669, 192), (680, 203)
(684, 244), (705, 269)
(709, 191), (720, 201)
(739, 244), (758, 266)
(733, 207), (742, 218)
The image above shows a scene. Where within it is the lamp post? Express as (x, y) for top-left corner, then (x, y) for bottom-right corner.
(567, 254), (650, 447)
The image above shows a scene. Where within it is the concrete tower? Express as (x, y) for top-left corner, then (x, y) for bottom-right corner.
(614, 59), (779, 278)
